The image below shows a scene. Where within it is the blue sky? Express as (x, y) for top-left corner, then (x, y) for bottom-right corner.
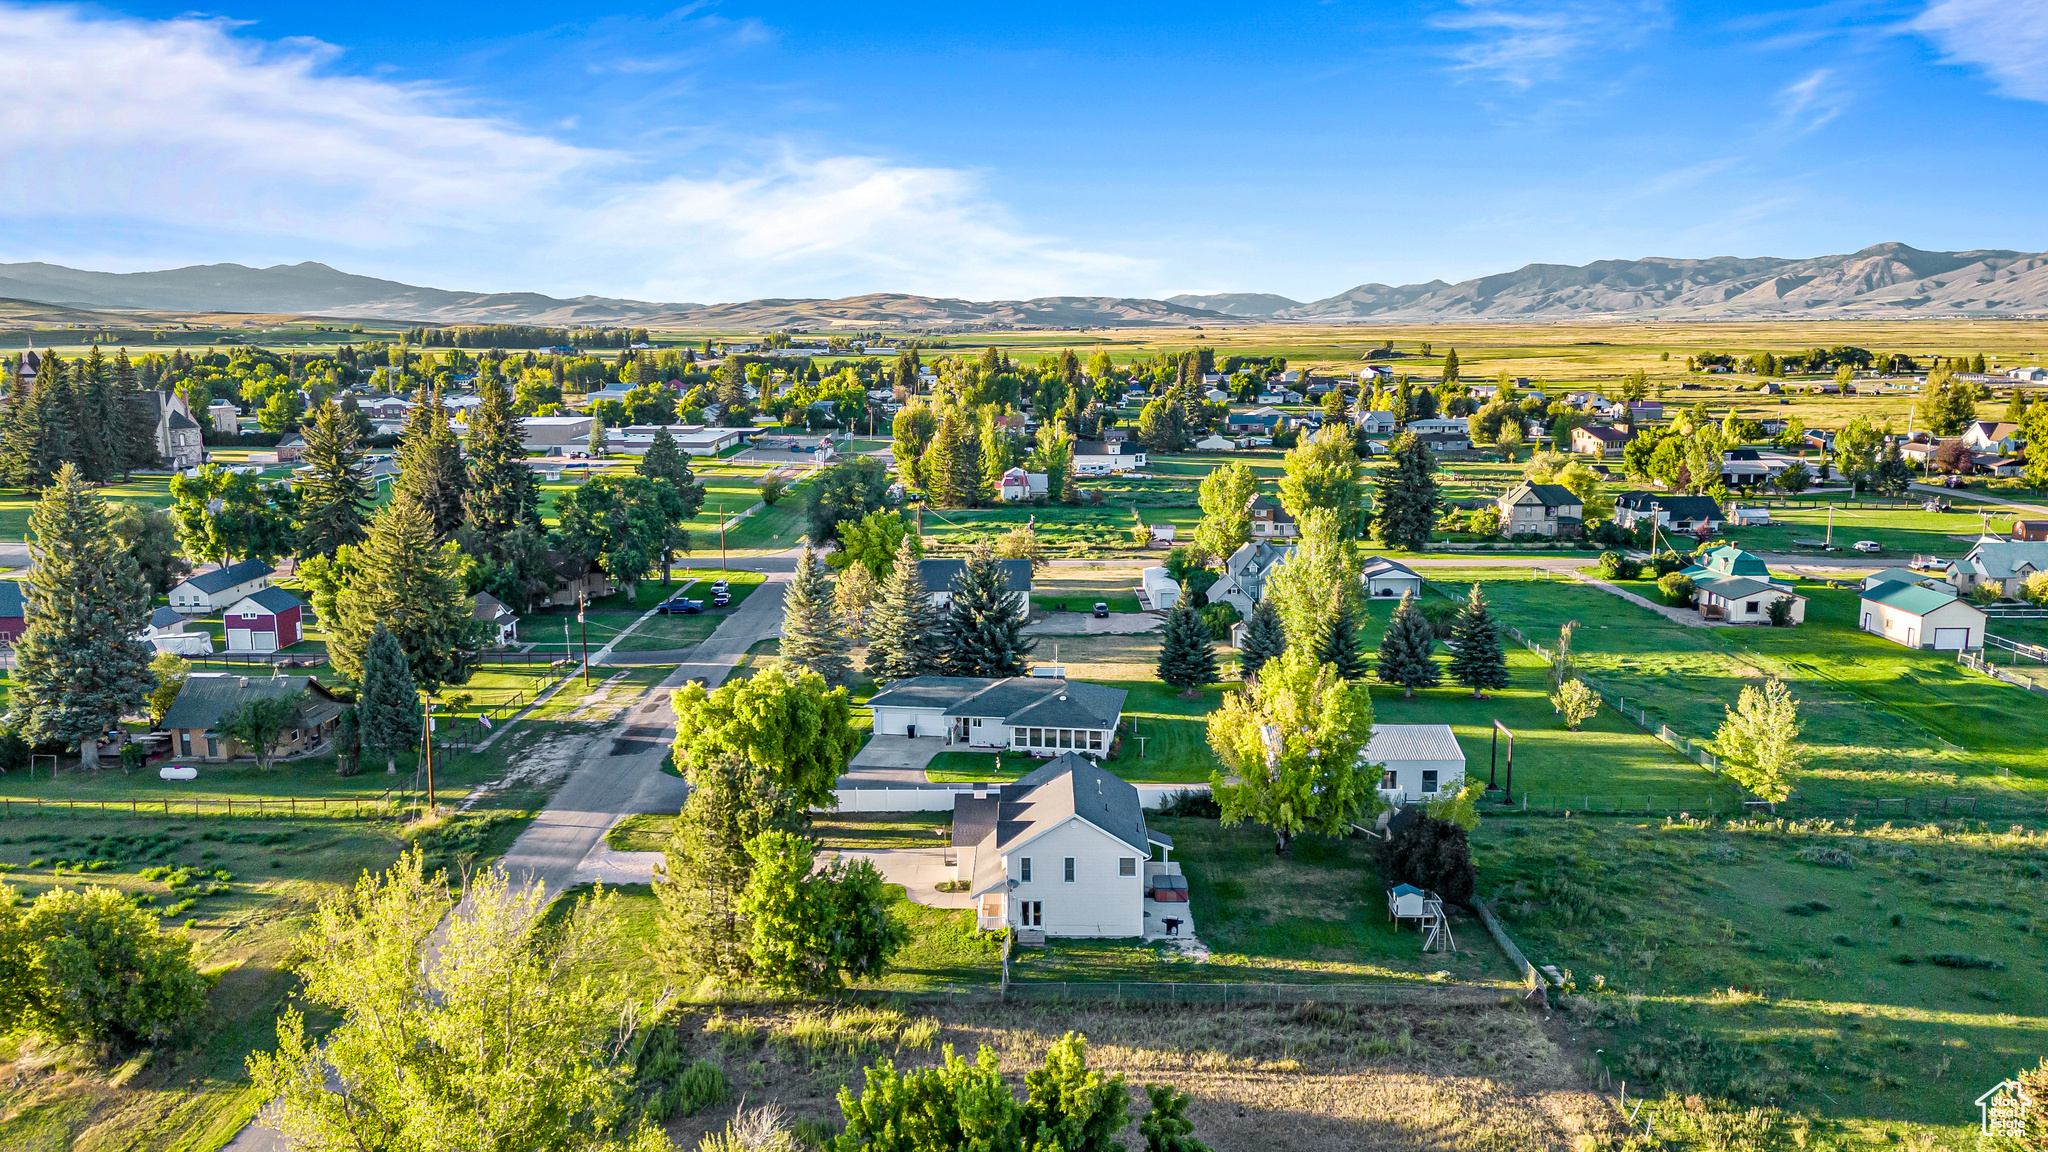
(0, 0), (2042, 302)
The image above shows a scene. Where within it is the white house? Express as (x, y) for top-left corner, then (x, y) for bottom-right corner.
(1614, 492), (1725, 533)
(999, 467), (1050, 501)
(1140, 567), (1179, 610)
(1360, 557), (1424, 599)
(473, 592), (519, 647)
(917, 558), (1032, 617)
(1367, 724), (1467, 804)
(1354, 410), (1397, 434)
(1694, 576), (1807, 625)
(1963, 422), (2023, 454)
(1946, 540), (2048, 598)
(141, 606), (212, 656)
(170, 559), (276, 615)
(867, 676), (1127, 752)
(1072, 439), (1148, 476)
(1406, 417), (1469, 436)
(957, 753), (1172, 937)
(1859, 580), (1985, 650)
(1210, 540), (1292, 616)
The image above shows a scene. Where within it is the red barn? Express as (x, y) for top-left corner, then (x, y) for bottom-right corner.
(0, 581), (22, 642)
(223, 587), (304, 653)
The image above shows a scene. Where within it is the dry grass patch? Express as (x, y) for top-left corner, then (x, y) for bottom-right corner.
(652, 998), (1623, 1152)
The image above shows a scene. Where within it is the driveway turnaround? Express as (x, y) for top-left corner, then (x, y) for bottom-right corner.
(839, 734), (948, 787)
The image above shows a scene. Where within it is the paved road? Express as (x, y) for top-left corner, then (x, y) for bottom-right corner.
(1911, 481), (2048, 517)
(223, 575), (789, 1151)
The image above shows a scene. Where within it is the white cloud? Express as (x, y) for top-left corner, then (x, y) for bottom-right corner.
(1431, 0), (1667, 86)
(0, 3), (1143, 301)
(1774, 68), (1848, 133)
(1910, 0), (2048, 103)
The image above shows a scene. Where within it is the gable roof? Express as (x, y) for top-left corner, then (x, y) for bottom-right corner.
(1363, 724), (1465, 764)
(159, 673), (342, 733)
(969, 753), (1152, 894)
(1954, 540), (2048, 581)
(1576, 425), (1632, 443)
(866, 675), (1127, 730)
(1360, 556), (1420, 580)
(1615, 491), (1724, 520)
(1686, 544), (1770, 579)
(472, 591), (515, 622)
(1246, 494), (1294, 521)
(230, 586), (304, 615)
(1501, 482), (1581, 509)
(0, 580), (20, 620)
(147, 606), (186, 630)
(1695, 574), (1802, 601)
(916, 558), (1033, 594)
(1862, 579), (1978, 617)
(179, 558), (275, 595)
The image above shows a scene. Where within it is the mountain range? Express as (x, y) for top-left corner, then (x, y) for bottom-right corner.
(4, 243), (2047, 328)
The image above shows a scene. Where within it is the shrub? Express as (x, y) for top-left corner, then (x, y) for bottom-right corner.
(1797, 846), (1856, 869)
(1766, 596), (1797, 627)
(1373, 816), (1477, 904)
(1197, 601), (1241, 642)
(1649, 550), (1684, 576)
(1930, 953), (2003, 970)
(760, 476), (788, 506)
(7, 885), (208, 1059)
(1656, 572), (1696, 606)
(1551, 678), (1600, 730)
(1155, 788), (1221, 819)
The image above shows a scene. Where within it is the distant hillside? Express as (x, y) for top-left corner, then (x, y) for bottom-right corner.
(1285, 243), (2048, 320)
(3, 243), (2046, 327)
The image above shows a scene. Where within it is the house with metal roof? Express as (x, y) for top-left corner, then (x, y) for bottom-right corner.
(223, 587), (305, 653)
(1366, 724), (1467, 804)
(953, 752), (1174, 938)
(159, 673), (347, 763)
(1679, 545), (1805, 624)
(1859, 580), (1985, 650)
(866, 675), (1126, 754)
(169, 559), (276, 614)
(1946, 540), (2048, 599)
(1496, 483), (1583, 538)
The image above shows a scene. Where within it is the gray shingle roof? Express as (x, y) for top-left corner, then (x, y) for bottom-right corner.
(148, 606), (185, 629)
(1616, 491), (1724, 520)
(180, 559), (275, 595)
(867, 675), (1127, 730)
(1502, 483), (1581, 509)
(969, 752), (1152, 894)
(233, 586), (303, 614)
(159, 673), (341, 733)
(917, 558), (1033, 594)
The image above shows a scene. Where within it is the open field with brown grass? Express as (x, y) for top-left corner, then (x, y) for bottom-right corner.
(647, 998), (1621, 1152)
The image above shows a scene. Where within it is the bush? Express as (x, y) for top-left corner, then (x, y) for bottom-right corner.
(760, 476), (788, 506)
(1656, 572), (1696, 606)
(1197, 601), (1241, 642)
(5, 885), (208, 1059)
(1373, 816), (1477, 904)
(1596, 551), (1642, 580)
(1649, 550), (1684, 576)
(1930, 953), (2003, 970)
(0, 730), (29, 775)
(1797, 846), (1856, 869)
(1766, 596), (1797, 626)
(1155, 788), (1221, 819)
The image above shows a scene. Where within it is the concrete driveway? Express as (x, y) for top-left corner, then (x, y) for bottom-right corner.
(1026, 611), (1162, 635)
(840, 734), (947, 786)
(834, 847), (970, 909)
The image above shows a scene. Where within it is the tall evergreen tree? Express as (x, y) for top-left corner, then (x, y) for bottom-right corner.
(1446, 583), (1510, 698)
(394, 387), (467, 540)
(936, 542), (1036, 678)
(925, 407), (982, 508)
(69, 347), (119, 483)
(356, 625), (420, 776)
(637, 426), (690, 488)
(461, 374), (540, 537)
(295, 399), (375, 558)
(0, 353), (73, 491)
(1374, 590), (1440, 698)
(1372, 432), (1442, 551)
(1237, 597), (1285, 683)
(780, 547), (852, 686)
(13, 464), (153, 769)
(1314, 590), (1370, 681)
(1157, 598), (1219, 697)
(112, 348), (160, 477)
(330, 494), (480, 689)
(863, 535), (941, 683)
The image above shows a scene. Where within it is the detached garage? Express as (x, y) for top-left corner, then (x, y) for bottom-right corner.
(1365, 723), (1467, 804)
(1858, 580), (1985, 651)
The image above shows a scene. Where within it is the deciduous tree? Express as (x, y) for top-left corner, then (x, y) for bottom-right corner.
(1207, 644), (1378, 852)
(218, 694), (301, 773)
(737, 829), (904, 992)
(1192, 460), (1263, 561)
(1713, 677), (1802, 803)
(671, 665), (858, 812)
(1261, 506), (1361, 649)
(653, 754), (801, 984)
(804, 454), (894, 544)
(1278, 425), (1364, 528)
(8, 885), (206, 1060)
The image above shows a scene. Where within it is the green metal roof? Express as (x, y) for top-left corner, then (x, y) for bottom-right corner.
(1860, 579), (1972, 617)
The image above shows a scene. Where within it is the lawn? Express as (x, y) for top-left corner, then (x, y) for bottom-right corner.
(0, 814), (409, 1152)
(1423, 570), (2048, 808)
(1010, 814), (1514, 987)
(1031, 564), (1146, 615)
(0, 475), (175, 540)
(1476, 813), (2048, 1148)
(1720, 501), (2013, 560)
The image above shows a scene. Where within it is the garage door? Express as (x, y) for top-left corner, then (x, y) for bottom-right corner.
(1932, 628), (1972, 651)
(877, 708), (945, 737)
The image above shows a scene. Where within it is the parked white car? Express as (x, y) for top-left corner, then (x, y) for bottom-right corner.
(1853, 540), (1882, 554)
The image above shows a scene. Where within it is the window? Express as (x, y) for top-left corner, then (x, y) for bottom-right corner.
(1088, 730), (1103, 751)
(971, 718), (982, 728)
(1746, 600), (1760, 614)
(1063, 857), (1076, 883)
(1119, 857), (1137, 877)
(1019, 857), (1032, 882)
(1020, 901), (1042, 927)
(1422, 770), (1439, 794)
(1013, 730), (1027, 747)
(1060, 729), (1072, 749)
(1380, 769), (1398, 790)
(1030, 728), (1043, 746)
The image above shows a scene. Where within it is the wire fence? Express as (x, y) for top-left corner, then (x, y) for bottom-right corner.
(1494, 620), (1729, 775)
(0, 795), (424, 822)
(997, 981), (1515, 1007)
(1958, 650), (2048, 696)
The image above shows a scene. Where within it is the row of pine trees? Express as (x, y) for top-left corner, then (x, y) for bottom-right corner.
(3, 348), (165, 490)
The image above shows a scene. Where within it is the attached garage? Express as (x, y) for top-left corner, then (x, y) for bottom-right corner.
(874, 706), (946, 738)
(1858, 580), (1986, 651)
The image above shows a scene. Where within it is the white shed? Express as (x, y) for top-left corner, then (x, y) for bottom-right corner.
(1858, 580), (1986, 650)
(1141, 567), (1180, 611)
(1365, 724), (1467, 803)
(1361, 557), (1425, 599)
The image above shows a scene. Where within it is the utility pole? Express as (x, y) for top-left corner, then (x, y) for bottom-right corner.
(578, 591), (590, 688)
(718, 501), (727, 570)
(422, 695), (436, 814)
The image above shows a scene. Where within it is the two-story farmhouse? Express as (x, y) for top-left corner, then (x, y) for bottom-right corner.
(169, 559), (276, 614)
(1571, 425), (1634, 457)
(1247, 494), (1298, 539)
(1495, 483), (1583, 538)
(917, 558), (1033, 617)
